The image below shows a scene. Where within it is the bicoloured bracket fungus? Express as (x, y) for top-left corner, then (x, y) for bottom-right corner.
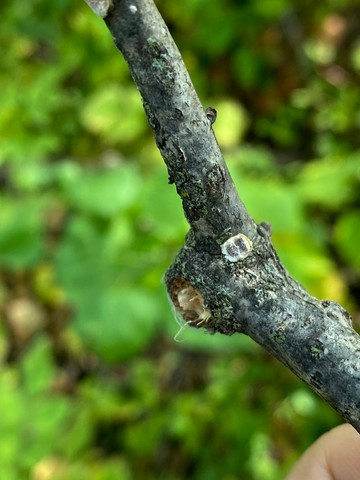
(220, 233), (253, 263)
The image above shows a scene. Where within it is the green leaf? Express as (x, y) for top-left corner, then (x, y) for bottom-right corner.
(138, 166), (188, 242)
(334, 210), (360, 272)
(21, 337), (56, 394)
(227, 145), (278, 178)
(0, 370), (23, 464)
(0, 200), (44, 269)
(54, 215), (116, 301)
(275, 232), (344, 299)
(76, 288), (162, 363)
(60, 164), (140, 217)
(233, 177), (306, 234)
(232, 48), (267, 89)
(12, 161), (56, 192)
(297, 154), (360, 209)
(81, 84), (147, 145)
(55, 215), (162, 362)
(212, 99), (249, 149)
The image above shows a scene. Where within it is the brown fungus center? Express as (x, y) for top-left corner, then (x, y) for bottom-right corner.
(168, 278), (212, 326)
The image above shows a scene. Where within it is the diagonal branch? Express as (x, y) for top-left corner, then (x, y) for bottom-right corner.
(86, 0), (360, 432)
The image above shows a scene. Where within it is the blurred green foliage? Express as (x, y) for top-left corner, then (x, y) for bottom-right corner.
(0, 0), (360, 479)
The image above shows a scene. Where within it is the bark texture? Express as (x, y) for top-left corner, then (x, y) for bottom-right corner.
(88, 0), (360, 431)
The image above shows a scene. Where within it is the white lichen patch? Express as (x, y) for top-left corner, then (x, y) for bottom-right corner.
(221, 233), (253, 262)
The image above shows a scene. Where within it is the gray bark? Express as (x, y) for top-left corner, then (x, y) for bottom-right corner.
(86, 0), (360, 432)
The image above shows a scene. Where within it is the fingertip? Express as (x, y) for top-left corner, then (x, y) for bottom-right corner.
(323, 424), (360, 480)
(286, 424), (360, 480)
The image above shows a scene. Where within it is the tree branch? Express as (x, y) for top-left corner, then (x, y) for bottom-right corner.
(87, 0), (360, 432)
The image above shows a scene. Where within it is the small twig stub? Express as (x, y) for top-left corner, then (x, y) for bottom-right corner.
(84, 0), (112, 18)
(205, 107), (217, 125)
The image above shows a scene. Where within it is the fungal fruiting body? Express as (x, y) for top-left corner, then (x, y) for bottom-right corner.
(221, 233), (253, 262)
(168, 279), (212, 327)
(177, 286), (212, 326)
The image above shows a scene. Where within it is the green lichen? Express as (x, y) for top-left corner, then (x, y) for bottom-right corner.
(147, 37), (157, 47)
(310, 345), (322, 358)
(272, 330), (286, 344)
(152, 57), (174, 80)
